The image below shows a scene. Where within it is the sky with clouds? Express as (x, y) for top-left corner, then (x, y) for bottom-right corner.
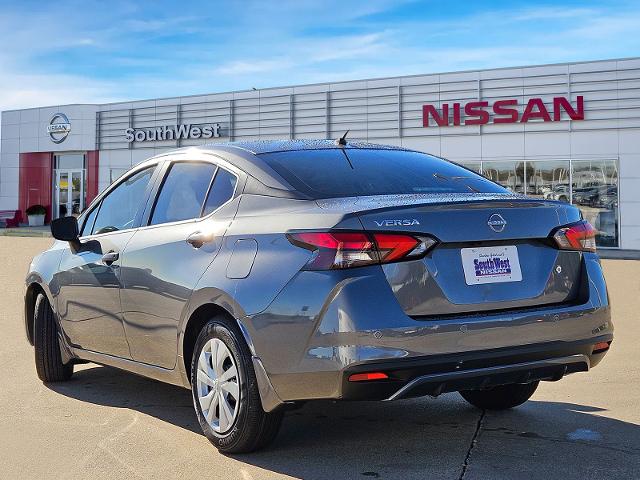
(0, 0), (639, 111)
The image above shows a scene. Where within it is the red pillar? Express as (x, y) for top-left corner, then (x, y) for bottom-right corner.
(86, 150), (99, 205)
(19, 152), (53, 224)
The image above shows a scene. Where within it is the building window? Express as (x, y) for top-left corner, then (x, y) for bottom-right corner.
(571, 159), (619, 248)
(54, 153), (85, 170)
(526, 160), (571, 202)
(481, 161), (525, 194)
(460, 161), (481, 174)
(459, 159), (620, 248)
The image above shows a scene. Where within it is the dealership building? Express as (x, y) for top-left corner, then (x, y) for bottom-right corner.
(1, 57), (639, 249)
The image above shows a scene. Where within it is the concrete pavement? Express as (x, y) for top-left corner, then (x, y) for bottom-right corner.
(1, 237), (638, 479)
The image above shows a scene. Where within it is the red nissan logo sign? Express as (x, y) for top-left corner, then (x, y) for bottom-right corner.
(422, 96), (584, 127)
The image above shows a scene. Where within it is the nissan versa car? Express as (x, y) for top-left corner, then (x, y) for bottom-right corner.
(25, 140), (613, 453)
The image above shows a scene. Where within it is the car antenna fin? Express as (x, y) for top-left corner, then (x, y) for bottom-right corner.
(335, 130), (349, 147)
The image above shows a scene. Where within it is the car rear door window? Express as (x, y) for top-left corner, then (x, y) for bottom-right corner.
(150, 162), (216, 225)
(202, 168), (238, 216)
(91, 166), (154, 235)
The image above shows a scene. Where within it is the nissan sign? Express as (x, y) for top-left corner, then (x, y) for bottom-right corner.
(423, 96), (584, 127)
(125, 123), (222, 143)
(47, 113), (71, 143)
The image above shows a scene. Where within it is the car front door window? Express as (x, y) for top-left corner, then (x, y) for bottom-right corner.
(91, 167), (154, 235)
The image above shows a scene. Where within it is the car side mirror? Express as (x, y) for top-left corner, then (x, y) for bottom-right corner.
(51, 216), (80, 246)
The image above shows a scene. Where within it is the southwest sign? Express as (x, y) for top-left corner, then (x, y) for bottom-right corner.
(125, 123), (222, 142)
(422, 96), (584, 127)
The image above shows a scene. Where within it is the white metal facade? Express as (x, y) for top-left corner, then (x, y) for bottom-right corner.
(2, 58), (639, 248)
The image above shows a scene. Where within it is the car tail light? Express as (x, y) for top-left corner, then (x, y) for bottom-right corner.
(552, 220), (597, 253)
(287, 232), (436, 270)
(348, 372), (389, 382)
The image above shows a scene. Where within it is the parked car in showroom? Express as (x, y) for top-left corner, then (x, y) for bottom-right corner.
(543, 184), (570, 203)
(25, 140), (613, 453)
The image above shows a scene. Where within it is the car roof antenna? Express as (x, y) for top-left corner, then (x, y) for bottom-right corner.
(335, 130), (349, 147)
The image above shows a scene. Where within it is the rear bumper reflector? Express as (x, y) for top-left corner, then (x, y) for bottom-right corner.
(592, 341), (611, 354)
(348, 372), (389, 382)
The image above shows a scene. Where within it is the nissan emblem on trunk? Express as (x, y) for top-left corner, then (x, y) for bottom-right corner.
(487, 213), (507, 232)
(47, 113), (71, 144)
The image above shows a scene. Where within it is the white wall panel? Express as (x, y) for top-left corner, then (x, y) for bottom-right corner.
(1, 138), (19, 154)
(441, 135), (481, 159)
(619, 130), (640, 154)
(524, 132), (571, 157)
(0, 196), (18, 210)
(2, 124), (20, 139)
(0, 153), (18, 168)
(1, 110), (20, 125)
(619, 154), (640, 179)
(482, 133), (525, 158)
(570, 130), (619, 155)
(0, 166), (19, 183)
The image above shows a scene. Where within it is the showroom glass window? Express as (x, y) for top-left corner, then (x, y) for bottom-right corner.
(526, 160), (571, 202)
(460, 162), (481, 174)
(480, 161), (525, 194)
(461, 159), (619, 248)
(571, 159), (619, 247)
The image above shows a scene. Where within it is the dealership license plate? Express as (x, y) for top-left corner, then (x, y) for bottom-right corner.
(461, 245), (523, 285)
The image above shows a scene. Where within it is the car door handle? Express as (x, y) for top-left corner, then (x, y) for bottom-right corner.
(101, 251), (119, 265)
(186, 231), (214, 248)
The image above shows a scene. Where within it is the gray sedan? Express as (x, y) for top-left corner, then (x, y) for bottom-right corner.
(25, 140), (612, 453)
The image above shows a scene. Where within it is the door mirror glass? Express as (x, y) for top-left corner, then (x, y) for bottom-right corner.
(51, 216), (79, 242)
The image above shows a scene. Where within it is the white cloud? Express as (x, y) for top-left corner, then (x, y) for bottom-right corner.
(0, 72), (121, 111)
(216, 58), (294, 75)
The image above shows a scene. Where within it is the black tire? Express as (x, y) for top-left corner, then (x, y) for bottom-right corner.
(33, 293), (73, 382)
(190, 316), (283, 454)
(459, 381), (539, 410)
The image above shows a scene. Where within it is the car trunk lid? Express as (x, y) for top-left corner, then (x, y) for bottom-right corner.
(320, 194), (584, 316)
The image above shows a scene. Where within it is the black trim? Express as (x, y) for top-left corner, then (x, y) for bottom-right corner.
(340, 335), (613, 401)
(199, 166), (219, 218)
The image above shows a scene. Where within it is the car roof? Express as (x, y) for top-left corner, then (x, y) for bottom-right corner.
(145, 140), (422, 193)
(199, 139), (415, 155)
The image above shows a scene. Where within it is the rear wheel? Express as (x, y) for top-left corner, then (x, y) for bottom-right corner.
(190, 316), (283, 453)
(459, 381), (539, 410)
(33, 293), (73, 382)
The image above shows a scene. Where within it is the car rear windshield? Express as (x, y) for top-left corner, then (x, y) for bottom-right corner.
(259, 149), (508, 198)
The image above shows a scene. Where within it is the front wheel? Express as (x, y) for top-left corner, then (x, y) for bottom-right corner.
(33, 293), (73, 382)
(190, 317), (283, 453)
(459, 381), (539, 410)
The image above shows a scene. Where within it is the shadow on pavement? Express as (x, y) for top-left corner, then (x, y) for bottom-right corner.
(48, 364), (640, 480)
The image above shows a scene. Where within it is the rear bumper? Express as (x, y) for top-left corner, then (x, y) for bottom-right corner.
(340, 335), (611, 401)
